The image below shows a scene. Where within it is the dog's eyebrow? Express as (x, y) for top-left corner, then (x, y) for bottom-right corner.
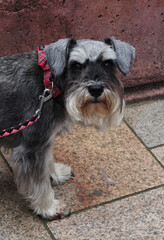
(68, 46), (87, 64)
(97, 53), (115, 63)
(68, 43), (116, 65)
(98, 47), (117, 62)
(68, 59), (89, 67)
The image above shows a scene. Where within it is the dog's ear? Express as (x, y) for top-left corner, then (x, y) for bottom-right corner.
(45, 39), (77, 76)
(104, 37), (135, 75)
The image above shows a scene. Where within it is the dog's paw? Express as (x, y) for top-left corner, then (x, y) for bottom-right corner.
(50, 162), (75, 185)
(37, 200), (70, 220)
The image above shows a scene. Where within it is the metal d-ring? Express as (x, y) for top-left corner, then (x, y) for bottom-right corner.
(35, 83), (53, 118)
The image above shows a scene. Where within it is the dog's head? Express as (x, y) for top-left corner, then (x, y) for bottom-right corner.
(45, 38), (135, 130)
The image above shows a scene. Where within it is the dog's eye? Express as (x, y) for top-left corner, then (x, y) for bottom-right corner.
(72, 62), (83, 71)
(102, 60), (113, 69)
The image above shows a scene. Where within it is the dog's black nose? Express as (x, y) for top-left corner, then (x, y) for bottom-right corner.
(88, 85), (104, 98)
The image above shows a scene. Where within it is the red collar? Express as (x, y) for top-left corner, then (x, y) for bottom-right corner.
(38, 46), (61, 98)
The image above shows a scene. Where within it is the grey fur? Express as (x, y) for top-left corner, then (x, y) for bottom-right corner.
(109, 37), (135, 75)
(46, 38), (135, 77)
(0, 38), (134, 220)
(45, 39), (71, 77)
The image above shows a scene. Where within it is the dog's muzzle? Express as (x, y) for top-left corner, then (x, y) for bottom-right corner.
(66, 82), (124, 131)
(82, 84), (110, 118)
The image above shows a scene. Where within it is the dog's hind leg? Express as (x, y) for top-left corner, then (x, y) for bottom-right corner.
(12, 143), (70, 220)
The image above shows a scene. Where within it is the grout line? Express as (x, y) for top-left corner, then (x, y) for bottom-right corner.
(0, 150), (13, 173)
(71, 184), (164, 215)
(39, 217), (57, 240)
(150, 143), (164, 150)
(123, 120), (164, 169)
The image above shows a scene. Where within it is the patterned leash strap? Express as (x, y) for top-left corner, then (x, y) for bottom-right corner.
(0, 87), (53, 138)
(0, 115), (39, 138)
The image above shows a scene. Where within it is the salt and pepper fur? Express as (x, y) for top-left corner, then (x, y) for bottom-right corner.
(0, 38), (135, 220)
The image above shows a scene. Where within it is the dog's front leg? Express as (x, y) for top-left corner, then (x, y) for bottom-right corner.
(12, 144), (70, 220)
(48, 147), (75, 186)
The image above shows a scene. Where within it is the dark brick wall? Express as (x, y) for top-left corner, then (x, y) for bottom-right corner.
(0, 0), (163, 89)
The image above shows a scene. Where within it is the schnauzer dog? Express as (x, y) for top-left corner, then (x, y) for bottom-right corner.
(0, 38), (135, 220)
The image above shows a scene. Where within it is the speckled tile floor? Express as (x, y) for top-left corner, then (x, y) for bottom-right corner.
(0, 99), (164, 240)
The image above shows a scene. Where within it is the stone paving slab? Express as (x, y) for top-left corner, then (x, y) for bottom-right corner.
(152, 146), (164, 167)
(1, 119), (164, 240)
(48, 186), (164, 240)
(52, 123), (164, 212)
(124, 99), (164, 148)
(0, 155), (51, 240)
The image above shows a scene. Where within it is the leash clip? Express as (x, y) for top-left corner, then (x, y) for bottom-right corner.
(35, 84), (53, 118)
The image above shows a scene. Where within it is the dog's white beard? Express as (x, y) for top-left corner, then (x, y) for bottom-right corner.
(66, 87), (124, 131)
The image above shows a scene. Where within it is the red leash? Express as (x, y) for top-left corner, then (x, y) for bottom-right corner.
(0, 87), (53, 138)
(0, 46), (57, 138)
(0, 115), (39, 137)
(0, 45), (60, 138)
